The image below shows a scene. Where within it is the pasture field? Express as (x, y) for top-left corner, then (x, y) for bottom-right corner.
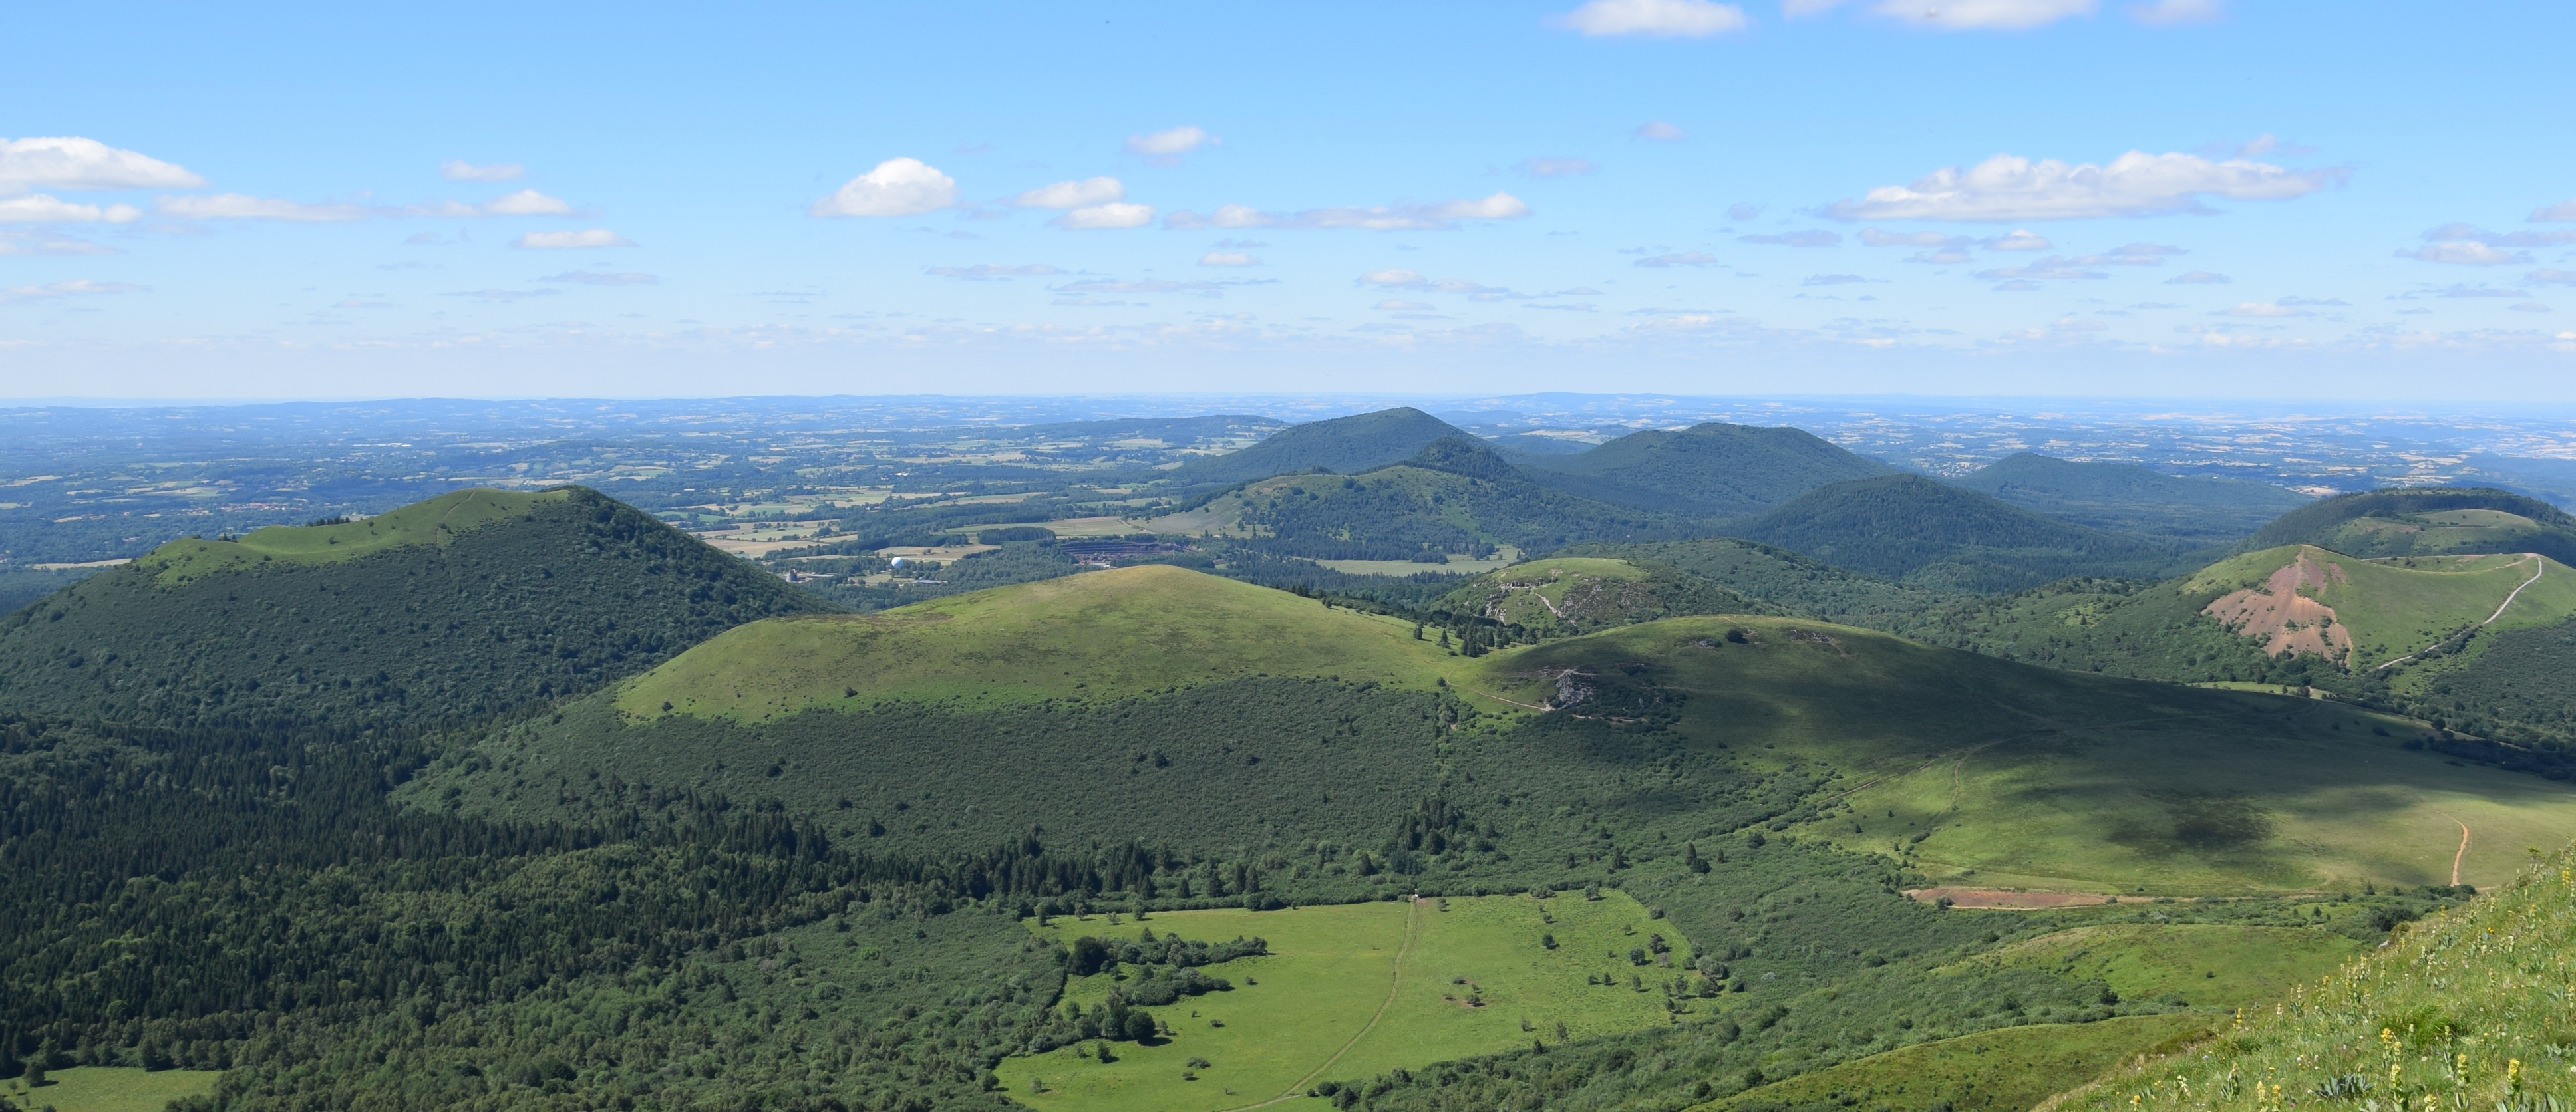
(1694, 1014), (2211, 1112)
(1937, 924), (2360, 1011)
(994, 891), (1678, 1112)
(1, 1067), (220, 1112)
(1315, 547), (1520, 577)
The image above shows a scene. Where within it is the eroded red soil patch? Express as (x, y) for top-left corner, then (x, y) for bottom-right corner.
(2203, 549), (2352, 662)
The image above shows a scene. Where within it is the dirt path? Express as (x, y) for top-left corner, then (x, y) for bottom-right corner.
(2439, 813), (2470, 885)
(2375, 554), (2544, 671)
(1228, 897), (1426, 1110)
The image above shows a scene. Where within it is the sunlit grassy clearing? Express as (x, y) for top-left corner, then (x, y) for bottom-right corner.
(1939, 924), (2360, 1012)
(2184, 545), (2576, 669)
(993, 891), (1677, 1112)
(1, 1067), (220, 1112)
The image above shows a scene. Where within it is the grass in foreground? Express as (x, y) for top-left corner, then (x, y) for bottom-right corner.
(994, 891), (1677, 1112)
(1698, 1014), (2213, 1112)
(2046, 846), (2576, 1112)
(2, 1067), (219, 1112)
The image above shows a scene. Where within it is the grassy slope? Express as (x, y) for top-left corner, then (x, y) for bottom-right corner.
(614, 564), (1462, 720)
(1466, 617), (2576, 892)
(1939, 924), (2360, 1012)
(2045, 847), (2576, 1112)
(2182, 545), (2576, 670)
(2, 1067), (220, 1112)
(1703, 1014), (2213, 1112)
(1555, 537), (1958, 625)
(1430, 557), (1773, 636)
(996, 892), (1673, 1112)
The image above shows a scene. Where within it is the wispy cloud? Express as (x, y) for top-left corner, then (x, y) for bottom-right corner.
(1635, 251), (1721, 267)
(0, 229), (116, 255)
(2165, 269), (2230, 284)
(1124, 126), (1215, 164)
(1634, 121), (1687, 141)
(1865, 0), (2095, 30)
(1518, 156), (1597, 178)
(925, 263), (1063, 279)
(1356, 269), (1522, 300)
(0, 136), (202, 190)
(1011, 178), (1126, 209)
(0, 194), (143, 223)
(440, 288), (561, 302)
(1165, 192), (1530, 232)
(1198, 251), (1261, 267)
(1738, 229), (1841, 247)
(156, 194), (371, 222)
(440, 160), (525, 182)
(1054, 277), (1275, 297)
(542, 270), (659, 286)
(0, 278), (144, 305)
(1826, 150), (2343, 221)
(1554, 0), (1750, 37)
(514, 229), (633, 249)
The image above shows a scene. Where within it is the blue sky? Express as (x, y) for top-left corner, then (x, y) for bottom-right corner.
(3, 1), (2573, 400)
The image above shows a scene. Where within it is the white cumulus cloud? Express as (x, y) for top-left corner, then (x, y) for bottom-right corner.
(0, 136), (203, 190)
(2529, 269), (2576, 285)
(1826, 150), (2343, 221)
(514, 229), (633, 249)
(2533, 199), (2576, 223)
(1053, 202), (1156, 229)
(1013, 177), (1126, 209)
(156, 194), (370, 222)
(1557, 0), (1750, 37)
(0, 194), (144, 223)
(1867, 0), (2095, 30)
(1983, 229), (2052, 251)
(441, 160), (525, 182)
(1164, 192), (1530, 232)
(810, 158), (956, 218)
(1199, 251), (1261, 267)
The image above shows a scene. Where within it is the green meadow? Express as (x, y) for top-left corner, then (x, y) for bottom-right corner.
(994, 891), (1679, 1112)
(2184, 544), (2576, 669)
(2, 1067), (220, 1112)
(1939, 924), (2359, 1012)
